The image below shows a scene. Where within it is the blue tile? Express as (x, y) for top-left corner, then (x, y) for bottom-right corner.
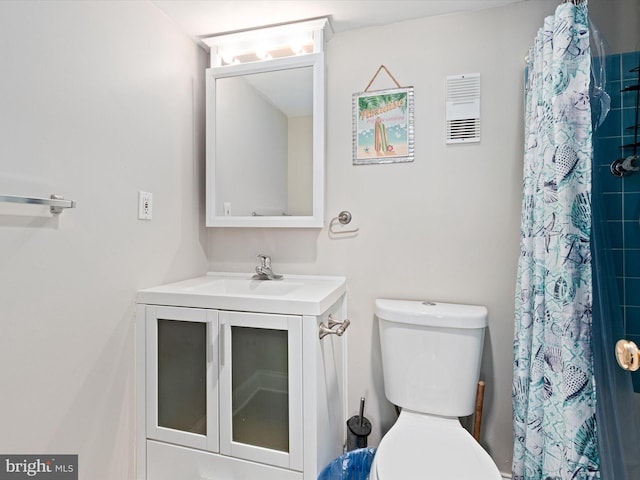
(625, 279), (640, 307)
(622, 133), (639, 147)
(618, 276), (626, 305)
(621, 52), (640, 80)
(594, 137), (623, 163)
(624, 249), (640, 277)
(622, 172), (640, 193)
(608, 220), (624, 248)
(597, 108), (622, 138)
(605, 54), (621, 82)
(606, 80), (623, 110)
(621, 82), (639, 110)
(622, 167), (640, 191)
(598, 165), (624, 193)
(613, 249), (625, 275)
(603, 193), (623, 220)
(608, 94), (622, 112)
(626, 306), (640, 334)
(622, 131), (638, 140)
(622, 107), (639, 131)
(623, 221), (640, 248)
(623, 193), (640, 220)
(624, 63), (640, 84)
(620, 138), (639, 158)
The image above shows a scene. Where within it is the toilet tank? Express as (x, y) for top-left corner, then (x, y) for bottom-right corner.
(375, 299), (487, 417)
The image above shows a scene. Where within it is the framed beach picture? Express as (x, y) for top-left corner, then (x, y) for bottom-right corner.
(352, 87), (414, 165)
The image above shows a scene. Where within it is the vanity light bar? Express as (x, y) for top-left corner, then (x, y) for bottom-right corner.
(201, 17), (332, 68)
(219, 42), (314, 66)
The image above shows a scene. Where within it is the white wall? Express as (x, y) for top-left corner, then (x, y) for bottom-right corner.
(207, 0), (557, 473)
(589, 0), (640, 55)
(1, 1), (636, 479)
(0, 2), (208, 479)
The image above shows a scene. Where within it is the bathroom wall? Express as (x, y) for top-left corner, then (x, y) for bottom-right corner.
(207, 0), (640, 474)
(207, 0), (555, 473)
(0, 2), (208, 479)
(588, 0), (640, 56)
(0, 1), (636, 479)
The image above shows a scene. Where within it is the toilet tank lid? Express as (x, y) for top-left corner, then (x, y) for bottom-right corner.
(375, 299), (488, 329)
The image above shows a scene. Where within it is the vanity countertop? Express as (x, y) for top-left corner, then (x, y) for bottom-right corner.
(137, 272), (346, 316)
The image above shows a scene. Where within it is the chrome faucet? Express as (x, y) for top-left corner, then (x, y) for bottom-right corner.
(253, 254), (283, 280)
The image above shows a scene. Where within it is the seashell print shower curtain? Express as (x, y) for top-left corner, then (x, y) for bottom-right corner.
(513, 2), (600, 479)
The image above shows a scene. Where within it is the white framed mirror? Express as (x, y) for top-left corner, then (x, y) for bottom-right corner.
(205, 53), (325, 228)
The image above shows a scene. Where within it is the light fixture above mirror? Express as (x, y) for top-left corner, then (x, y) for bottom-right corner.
(202, 18), (331, 228)
(202, 17), (332, 67)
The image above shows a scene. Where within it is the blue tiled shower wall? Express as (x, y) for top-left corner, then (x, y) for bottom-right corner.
(594, 51), (640, 391)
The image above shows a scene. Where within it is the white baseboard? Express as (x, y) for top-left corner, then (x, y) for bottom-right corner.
(501, 473), (512, 479)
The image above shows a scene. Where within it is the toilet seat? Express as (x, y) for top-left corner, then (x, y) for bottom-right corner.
(370, 410), (502, 480)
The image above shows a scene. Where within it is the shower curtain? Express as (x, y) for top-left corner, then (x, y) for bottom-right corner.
(513, 2), (600, 479)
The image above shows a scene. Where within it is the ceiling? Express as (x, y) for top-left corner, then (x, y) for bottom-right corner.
(151, 0), (527, 40)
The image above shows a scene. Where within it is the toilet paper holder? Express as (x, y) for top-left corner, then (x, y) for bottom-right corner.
(329, 210), (360, 235)
(319, 315), (351, 339)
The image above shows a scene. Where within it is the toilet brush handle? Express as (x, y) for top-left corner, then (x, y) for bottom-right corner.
(473, 381), (485, 442)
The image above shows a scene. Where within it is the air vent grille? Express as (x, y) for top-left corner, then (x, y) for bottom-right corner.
(446, 73), (480, 144)
(447, 118), (481, 142)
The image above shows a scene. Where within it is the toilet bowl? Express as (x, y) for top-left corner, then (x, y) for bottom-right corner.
(371, 299), (501, 480)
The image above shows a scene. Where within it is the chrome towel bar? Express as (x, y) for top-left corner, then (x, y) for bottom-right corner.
(0, 194), (76, 215)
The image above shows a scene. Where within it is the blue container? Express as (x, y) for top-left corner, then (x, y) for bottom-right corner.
(318, 448), (376, 480)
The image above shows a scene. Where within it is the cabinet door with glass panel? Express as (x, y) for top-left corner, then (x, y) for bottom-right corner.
(145, 306), (219, 452)
(218, 311), (303, 471)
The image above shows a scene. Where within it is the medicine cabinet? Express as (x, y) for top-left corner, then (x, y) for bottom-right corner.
(202, 18), (331, 228)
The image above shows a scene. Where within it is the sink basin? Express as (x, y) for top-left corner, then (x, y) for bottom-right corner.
(186, 278), (305, 296)
(137, 272), (346, 315)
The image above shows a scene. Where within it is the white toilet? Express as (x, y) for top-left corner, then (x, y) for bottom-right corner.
(370, 299), (502, 480)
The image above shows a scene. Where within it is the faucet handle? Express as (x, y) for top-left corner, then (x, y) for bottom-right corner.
(256, 253), (271, 267)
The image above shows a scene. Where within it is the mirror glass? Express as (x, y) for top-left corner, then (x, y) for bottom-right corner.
(206, 54), (324, 228)
(215, 67), (313, 217)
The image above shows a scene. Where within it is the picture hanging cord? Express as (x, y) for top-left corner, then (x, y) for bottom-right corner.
(364, 64), (402, 92)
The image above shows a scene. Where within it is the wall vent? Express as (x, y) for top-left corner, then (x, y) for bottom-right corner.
(446, 73), (480, 144)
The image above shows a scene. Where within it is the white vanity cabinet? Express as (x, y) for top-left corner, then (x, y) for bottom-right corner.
(136, 273), (348, 480)
(145, 306), (219, 453)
